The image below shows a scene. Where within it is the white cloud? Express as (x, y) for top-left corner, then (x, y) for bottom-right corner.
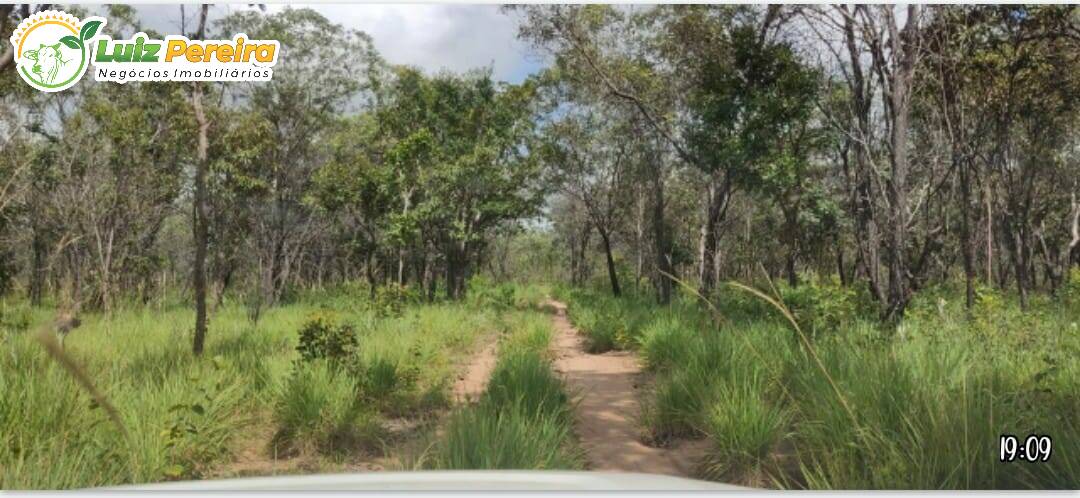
(287, 4), (543, 82)
(122, 4), (545, 83)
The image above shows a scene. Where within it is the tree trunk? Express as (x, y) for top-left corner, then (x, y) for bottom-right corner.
(697, 172), (730, 296)
(599, 229), (621, 297)
(190, 4), (210, 356)
(882, 5), (919, 320)
(650, 159), (672, 305)
(29, 228), (46, 306)
(960, 161), (976, 309)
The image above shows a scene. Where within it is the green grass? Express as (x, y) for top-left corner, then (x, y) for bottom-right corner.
(0, 291), (501, 489)
(423, 311), (583, 470)
(561, 282), (1080, 489)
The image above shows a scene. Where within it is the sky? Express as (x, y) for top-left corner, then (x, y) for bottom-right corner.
(118, 4), (548, 84)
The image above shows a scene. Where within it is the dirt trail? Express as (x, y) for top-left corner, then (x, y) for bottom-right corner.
(217, 336), (500, 478)
(545, 299), (708, 477)
(451, 341), (499, 403)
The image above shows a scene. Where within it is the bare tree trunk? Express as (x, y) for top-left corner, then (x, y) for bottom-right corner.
(29, 228), (46, 306)
(598, 229), (621, 297)
(190, 4), (210, 356)
(960, 160), (976, 309)
(881, 5), (919, 320)
(650, 158), (672, 305)
(697, 172), (730, 296)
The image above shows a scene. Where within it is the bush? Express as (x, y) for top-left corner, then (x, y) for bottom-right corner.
(1062, 267), (1080, 304)
(778, 274), (861, 335)
(466, 275), (516, 310)
(370, 283), (419, 317)
(271, 361), (382, 456)
(161, 356), (246, 479)
(296, 313), (357, 364)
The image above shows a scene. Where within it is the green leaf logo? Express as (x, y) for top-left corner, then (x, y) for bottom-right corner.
(80, 20), (102, 41)
(59, 35), (81, 50)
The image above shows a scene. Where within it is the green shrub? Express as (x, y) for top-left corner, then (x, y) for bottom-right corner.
(778, 274), (861, 335)
(271, 360), (382, 456)
(1062, 267), (1080, 304)
(161, 356), (246, 480)
(370, 283), (419, 317)
(296, 313), (357, 364)
(467, 276), (516, 310)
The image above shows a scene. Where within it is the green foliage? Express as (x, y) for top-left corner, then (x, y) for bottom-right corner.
(369, 284), (419, 317)
(699, 374), (790, 481)
(0, 301), (32, 335)
(562, 289), (654, 353)
(777, 274), (864, 336)
(352, 356), (419, 409)
(466, 276), (516, 311)
(425, 316), (582, 470)
(565, 285), (1080, 488)
(296, 313), (358, 363)
(483, 352), (569, 422)
(271, 360), (382, 456)
(161, 356), (244, 480)
(1062, 267), (1080, 304)
(638, 316), (697, 372)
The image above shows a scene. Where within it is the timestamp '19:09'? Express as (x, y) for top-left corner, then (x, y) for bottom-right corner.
(999, 435), (1052, 462)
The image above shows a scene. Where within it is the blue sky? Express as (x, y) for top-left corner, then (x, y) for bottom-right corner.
(116, 4), (547, 84)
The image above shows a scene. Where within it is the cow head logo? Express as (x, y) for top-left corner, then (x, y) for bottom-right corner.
(9, 10), (105, 92)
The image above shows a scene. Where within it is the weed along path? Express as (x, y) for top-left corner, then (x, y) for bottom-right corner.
(544, 300), (707, 477)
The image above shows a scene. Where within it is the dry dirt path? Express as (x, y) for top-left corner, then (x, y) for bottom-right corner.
(215, 334), (501, 478)
(451, 340), (499, 403)
(544, 299), (708, 477)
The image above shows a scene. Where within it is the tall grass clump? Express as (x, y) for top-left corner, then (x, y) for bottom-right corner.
(271, 360), (382, 456)
(425, 314), (582, 470)
(699, 373), (791, 481)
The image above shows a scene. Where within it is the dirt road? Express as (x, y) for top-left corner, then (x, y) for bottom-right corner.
(544, 300), (707, 477)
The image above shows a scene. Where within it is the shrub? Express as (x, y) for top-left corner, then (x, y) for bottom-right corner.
(1062, 267), (1080, 304)
(161, 356), (246, 480)
(370, 283), (419, 317)
(296, 313), (357, 364)
(778, 274), (860, 335)
(466, 276), (516, 310)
